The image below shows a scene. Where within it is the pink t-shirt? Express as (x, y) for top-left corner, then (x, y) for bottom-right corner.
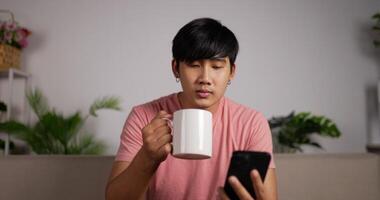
(116, 93), (275, 200)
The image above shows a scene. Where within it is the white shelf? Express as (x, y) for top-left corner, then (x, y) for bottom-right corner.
(0, 68), (30, 78)
(0, 68), (30, 155)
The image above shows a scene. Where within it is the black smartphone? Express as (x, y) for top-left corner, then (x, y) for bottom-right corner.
(223, 151), (271, 200)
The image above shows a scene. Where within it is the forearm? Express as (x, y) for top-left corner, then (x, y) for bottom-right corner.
(106, 149), (159, 200)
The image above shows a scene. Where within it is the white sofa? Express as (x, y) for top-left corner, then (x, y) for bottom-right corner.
(0, 153), (379, 200)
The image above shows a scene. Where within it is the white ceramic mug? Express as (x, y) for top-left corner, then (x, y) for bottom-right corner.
(165, 109), (213, 159)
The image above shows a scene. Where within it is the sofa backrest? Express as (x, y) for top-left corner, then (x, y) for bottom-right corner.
(0, 156), (114, 200)
(275, 153), (380, 200)
(0, 153), (379, 200)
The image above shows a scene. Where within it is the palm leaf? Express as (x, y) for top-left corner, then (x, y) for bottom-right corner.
(26, 89), (49, 119)
(89, 96), (121, 117)
(0, 121), (33, 140)
(67, 134), (106, 154)
(1, 88), (120, 155)
(64, 112), (85, 143)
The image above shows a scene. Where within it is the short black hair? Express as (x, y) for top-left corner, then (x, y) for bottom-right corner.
(172, 18), (239, 66)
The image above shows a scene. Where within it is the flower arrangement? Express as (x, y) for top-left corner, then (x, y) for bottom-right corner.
(0, 20), (31, 50)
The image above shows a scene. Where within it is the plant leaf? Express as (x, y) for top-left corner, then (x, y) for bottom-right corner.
(64, 112), (84, 143)
(268, 111), (295, 128)
(0, 101), (7, 112)
(67, 134), (105, 155)
(0, 89), (115, 154)
(26, 89), (49, 119)
(0, 138), (15, 150)
(372, 13), (380, 19)
(309, 142), (323, 149)
(270, 111), (341, 152)
(374, 40), (380, 47)
(89, 96), (121, 117)
(0, 121), (33, 140)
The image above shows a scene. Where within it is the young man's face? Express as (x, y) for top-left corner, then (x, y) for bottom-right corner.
(172, 57), (235, 113)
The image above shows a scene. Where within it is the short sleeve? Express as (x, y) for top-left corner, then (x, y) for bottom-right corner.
(115, 107), (145, 162)
(247, 112), (276, 168)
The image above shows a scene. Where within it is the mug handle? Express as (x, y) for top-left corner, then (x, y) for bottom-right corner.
(161, 117), (173, 134)
(161, 117), (174, 155)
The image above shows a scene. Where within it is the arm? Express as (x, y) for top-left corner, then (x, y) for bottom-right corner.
(105, 111), (172, 200)
(105, 150), (158, 200)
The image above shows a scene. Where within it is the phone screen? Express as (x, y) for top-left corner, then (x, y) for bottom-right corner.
(223, 151), (271, 200)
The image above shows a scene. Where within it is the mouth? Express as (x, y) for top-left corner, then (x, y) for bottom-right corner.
(196, 89), (212, 98)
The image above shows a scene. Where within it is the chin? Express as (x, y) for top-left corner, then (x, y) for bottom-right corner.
(193, 99), (215, 109)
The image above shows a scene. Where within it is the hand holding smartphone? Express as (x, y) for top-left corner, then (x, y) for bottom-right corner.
(223, 151), (271, 200)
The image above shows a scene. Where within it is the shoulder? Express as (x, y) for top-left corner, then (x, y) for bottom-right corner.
(224, 97), (265, 119)
(130, 93), (177, 119)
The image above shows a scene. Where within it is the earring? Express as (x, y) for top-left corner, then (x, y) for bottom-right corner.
(176, 77), (180, 83)
(227, 80), (231, 85)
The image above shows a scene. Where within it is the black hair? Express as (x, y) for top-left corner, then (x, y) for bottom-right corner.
(172, 18), (239, 67)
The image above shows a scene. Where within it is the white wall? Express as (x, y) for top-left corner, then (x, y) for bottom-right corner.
(1, 0), (380, 154)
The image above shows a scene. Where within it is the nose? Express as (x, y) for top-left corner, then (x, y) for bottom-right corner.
(198, 66), (211, 85)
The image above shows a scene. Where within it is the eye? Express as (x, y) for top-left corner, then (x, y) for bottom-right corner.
(188, 63), (200, 68)
(212, 66), (223, 69)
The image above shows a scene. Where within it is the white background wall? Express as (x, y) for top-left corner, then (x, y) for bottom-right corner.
(1, 0), (380, 154)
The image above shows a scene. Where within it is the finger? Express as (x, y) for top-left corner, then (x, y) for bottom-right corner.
(251, 170), (264, 198)
(142, 124), (171, 149)
(149, 117), (172, 130)
(152, 125), (172, 140)
(157, 143), (172, 158)
(156, 134), (173, 148)
(228, 176), (253, 200)
(218, 187), (230, 200)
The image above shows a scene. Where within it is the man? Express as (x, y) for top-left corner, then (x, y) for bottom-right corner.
(106, 17), (277, 200)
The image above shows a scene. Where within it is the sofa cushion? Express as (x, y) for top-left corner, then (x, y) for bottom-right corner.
(275, 153), (380, 200)
(0, 153), (379, 200)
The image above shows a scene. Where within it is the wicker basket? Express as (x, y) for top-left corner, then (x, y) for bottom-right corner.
(0, 10), (21, 70)
(0, 44), (21, 70)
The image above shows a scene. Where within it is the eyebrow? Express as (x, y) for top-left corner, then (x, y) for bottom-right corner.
(210, 58), (227, 63)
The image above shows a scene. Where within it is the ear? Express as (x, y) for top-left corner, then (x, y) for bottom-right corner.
(171, 59), (180, 78)
(229, 64), (236, 80)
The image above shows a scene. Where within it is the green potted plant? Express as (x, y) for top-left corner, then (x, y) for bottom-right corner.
(368, 12), (380, 153)
(268, 111), (341, 153)
(372, 12), (380, 47)
(0, 100), (14, 151)
(0, 100), (6, 150)
(0, 89), (121, 154)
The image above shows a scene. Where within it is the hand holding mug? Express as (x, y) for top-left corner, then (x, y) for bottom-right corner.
(141, 110), (173, 164)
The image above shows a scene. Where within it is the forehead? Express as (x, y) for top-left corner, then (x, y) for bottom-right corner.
(187, 57), (230, 64)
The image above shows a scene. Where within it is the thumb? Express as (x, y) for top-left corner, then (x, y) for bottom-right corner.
(251, 170), (264, 199)
(157, 143), (172, 160)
